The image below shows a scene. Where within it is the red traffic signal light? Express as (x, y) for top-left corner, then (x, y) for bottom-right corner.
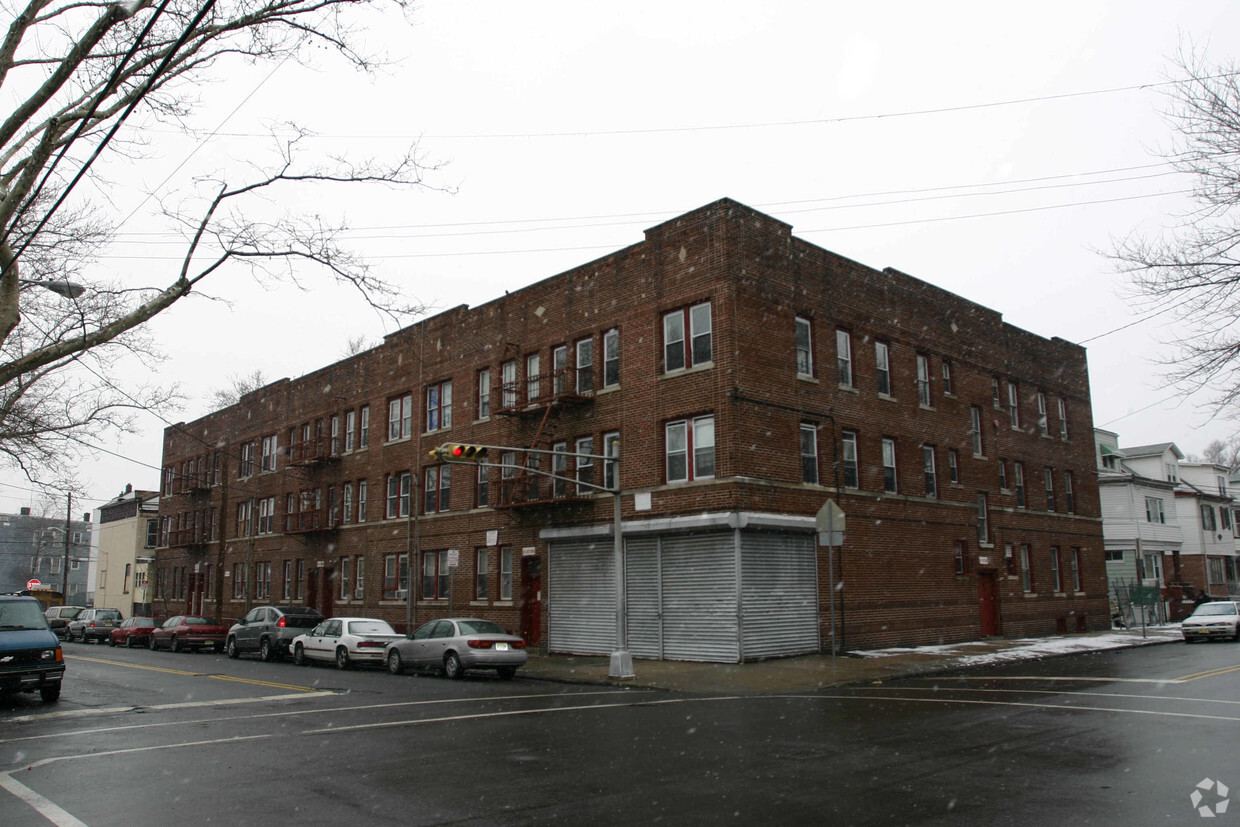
(439, 443), (488, 461)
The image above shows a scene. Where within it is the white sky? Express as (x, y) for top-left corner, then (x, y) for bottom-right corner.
(8, 0), (1240, 514)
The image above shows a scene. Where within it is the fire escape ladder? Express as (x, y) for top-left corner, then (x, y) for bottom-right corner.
(512, 402), (561, 504)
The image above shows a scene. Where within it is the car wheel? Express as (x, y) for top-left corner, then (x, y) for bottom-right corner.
(39, 684), (60, 703)
(497, 666), (516, 681)
(226, 637), (239, 659)
(335, 647), (351, 670)
(126, 636), (136, 648)
(387, 650), (405, 675)
(293, 643), (307, 666)
(443, 651), (464, 680)
(108, 636), (116, 647)
(170, 635), (181, 653)
(260, 638), (275, 662)
(149, 634), (158, 650)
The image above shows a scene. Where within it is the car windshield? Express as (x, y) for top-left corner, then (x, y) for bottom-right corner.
(134, 618), (156, 627)
(348, 620), (396, 635)
(456, 619), (506, 635)
(97, 610), (121, 620)
(184, 617), (218, 625)
(1192, 603), (1239, 617)
(0, 600), (51, 630)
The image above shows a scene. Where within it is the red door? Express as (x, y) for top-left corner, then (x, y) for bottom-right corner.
(978, 573), (1000, 636)
(318, 568), (335, 619)
(521, 557), (542, 645)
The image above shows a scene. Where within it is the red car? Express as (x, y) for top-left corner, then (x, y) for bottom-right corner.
(149, 616), (229, 653)
(109, 617), (159, 648)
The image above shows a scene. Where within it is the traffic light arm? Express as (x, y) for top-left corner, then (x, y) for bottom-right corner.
(430, 442), (620, 494)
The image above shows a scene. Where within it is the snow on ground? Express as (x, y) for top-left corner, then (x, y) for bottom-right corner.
(852, 625), (1184, 668)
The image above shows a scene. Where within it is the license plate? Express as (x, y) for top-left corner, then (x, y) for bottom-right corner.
(495, 642), (509, 651)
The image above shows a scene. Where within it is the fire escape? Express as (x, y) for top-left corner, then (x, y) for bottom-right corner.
(491, 363), (594, 509)
(285, 423), (341, 536)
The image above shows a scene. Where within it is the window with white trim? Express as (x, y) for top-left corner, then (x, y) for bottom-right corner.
(261, 435), (278, 472)
(922, 445), (937, 498)
(476, 548), (489, 600)
(800, 423), (819, 485)
(422, 550), (450, 600)
(948, 449), (959, 483)
(604, 432), (620, 491)
(1008, 382), (1020, 428)
(576, 436), (594, 493)
(345, 410), (356, 451)
(663, 302), (712, 372)
(424, 465), (450, 513)
(875, 341), (891, 395)
(526, 354), (540, 402)
(1057, 398), (1068, 439)
(388, 393), (412, 441)
(500, 547), (513, 600)
(916, 355), (931, 406)
(603, 329), (619, 387)
(795, 317), (813, 376)
(970, 406), (984, 456)
(1037, 391), (1049, 436)
(354, 555), (365, 599)
(841, 431), (859, 488)
(426, 381), (452, 432)
(359, 405), (370, 448)
(576, 337), (593, 393)
(666, 415), (716, 483)
(836, 329), (853, 386)
(881, 438), (897, 493)
(477, 369), (491, 419)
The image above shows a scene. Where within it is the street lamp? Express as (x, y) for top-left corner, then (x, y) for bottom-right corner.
(20, 279), (85, 299)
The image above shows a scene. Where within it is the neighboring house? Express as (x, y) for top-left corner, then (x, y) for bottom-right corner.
(0, 506), (93, 601)
(93, 486), (159, 618)
(156, 198), (1107, 661)
(1176, 461), (1238, 598)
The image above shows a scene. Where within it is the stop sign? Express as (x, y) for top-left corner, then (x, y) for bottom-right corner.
(26, 578), (41, 590)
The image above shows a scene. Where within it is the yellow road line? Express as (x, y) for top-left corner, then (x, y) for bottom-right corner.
(1175, 664), (1240, 682)
(66, 654), (320, 693)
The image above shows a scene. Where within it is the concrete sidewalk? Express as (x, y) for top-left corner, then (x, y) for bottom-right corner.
(517, 625), (1185, 694)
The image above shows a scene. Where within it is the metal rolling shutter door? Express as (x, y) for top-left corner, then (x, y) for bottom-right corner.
(548, 539), (615, 655)
(660, 533), (739, 663)
(624, 537), (662, 659)
(740, 532), (819, 658)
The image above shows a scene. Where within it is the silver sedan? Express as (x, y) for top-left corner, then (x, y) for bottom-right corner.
(384, 618), (528, 680)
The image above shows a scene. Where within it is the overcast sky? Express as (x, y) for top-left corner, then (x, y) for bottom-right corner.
(7, 0), (1240, 515)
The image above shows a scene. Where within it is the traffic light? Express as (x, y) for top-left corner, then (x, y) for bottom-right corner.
(430, 443), (488, 461)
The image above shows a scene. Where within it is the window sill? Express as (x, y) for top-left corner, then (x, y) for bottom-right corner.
(877, 393), (897, 403)
(474, 416), (491, 425)
(494, 601), (514, 607)
(978, 542), (995, 550)
(918, 404), (935, 412)
(597, 385), (621, 396)
(943, 392), (956, 400)
(469, 600), (489, 607)
(661, 361), (714, 379)
(385, 435), (412, 447)
(423, 427), (452, 438)
(796, 374), (819, 384)
(1023, 592), (1038, 598)
(837, 384), (859, 394)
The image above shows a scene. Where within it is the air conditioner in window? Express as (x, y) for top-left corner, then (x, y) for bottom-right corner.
(394, 589), (407, 599)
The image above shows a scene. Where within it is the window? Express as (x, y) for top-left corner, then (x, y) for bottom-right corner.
(422, 550), (450, 600)
(969, 406), (984, 456)
(145, 518), (158, 548)
(795, 317), (813, 376)
(239, 442), (255, 477)
(1057, 398), (1068, 439)
(1222, 507), (1233, 531)
(502, 359), (517, 407)
(343, 483), (353, 525)
(1013, 462), (1026, 508)
(1036, 392), (1049, 436)
(476, 548), (489, 600)
(426, 381), (452, 432)
(576, 337), (594, 393)
(1005, 544), (1017, 576)
(800, 424), (819, 485)
(922, 446), (937, 498)
(978, 494), (990, 546)
(1020, 544), (1033, 592)
(477, 369), (491, 419)
(1219, 476), (1229, 498)
(1144, 497), (1165, 523)
(1044, 468), (1055, 511)
(340, 557), (350, 600)
(552, 347), (567, 395)
(233, 562), (247, 599)
(344, 410), (356, 452)
(941, 361), (953, 395)
(1071, 548), (1082, 592)
(881, 438), (897, 493)
(1051, 546), (1062, 592)
(526, 354), (541, 401)
(1202, 504), (1218, 532)
(666, 415), (716, 482)
(551, 442), (568, 499)
(163, 465), (174, 495)
(663, 302), (712, 372)
(836, 329), (853, 386)
(954, 540), (967, 575)
(841, 431), (859, 488)
(948, 449), (959, 484)
(331, 415), (340, 455)
(999, 462), (1009, 489)
(236, 500), (252, 538)
(500, 547), (513, 601)
(576, 436), (594, 493)
(388, 472), (412, 518)
(383, 553), (409, 600)
(476, 463), (489, 508)
(357, 480), (368, 523)
(425, 465), (450, 513)
(295, 559), (305, 600)
(603, 329), (619, 387)
(604, 432), (620, 491)
(992, 377), (1002, 409)
(916, 354), (931, 406)
(1008, 382), (1020, 428)
(875, 341), (891, 395)
(1065, 471), (1075, 514)
(388, 393), (413, 441)
(359, 405), (370, 448)
(354, 555), (365, 599)
(283, 560), (292, 600)
(261, 435), (278, 472)
(258, 497), (275, 534)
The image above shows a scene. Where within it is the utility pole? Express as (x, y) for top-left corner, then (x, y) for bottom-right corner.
(61, 493), (71, 601)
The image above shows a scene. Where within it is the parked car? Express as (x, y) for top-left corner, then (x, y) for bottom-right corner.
(109, 617), (159, 648)
(291, 617), (402, 669)
(226, 605), (323, 662)
(67, 608), (124, 643)
(0, 595), (64, 702)
(385, 618), (527, 680)
(149, 616), (229, 653)
(44, 605), (84, 641)
(1182, 601), (1240, 642)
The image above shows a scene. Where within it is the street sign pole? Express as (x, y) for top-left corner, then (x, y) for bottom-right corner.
(816, 500), (846, 666)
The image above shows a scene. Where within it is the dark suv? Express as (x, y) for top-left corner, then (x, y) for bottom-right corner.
(67, 608), (123, 643)
(226, 605), (323, 661)
(44, 605), (85, 640)
(0, 595), (64, 702)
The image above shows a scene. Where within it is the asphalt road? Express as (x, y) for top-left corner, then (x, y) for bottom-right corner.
(1, 638), (1237, 825)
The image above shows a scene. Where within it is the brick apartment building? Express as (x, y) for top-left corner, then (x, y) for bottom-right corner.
(155, 198), (1108, 661)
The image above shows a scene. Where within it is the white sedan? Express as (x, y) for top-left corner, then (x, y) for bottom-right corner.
(291, 617), (402, 669)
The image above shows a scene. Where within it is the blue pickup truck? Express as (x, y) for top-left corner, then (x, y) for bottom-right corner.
(0, 595), (65, 702)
